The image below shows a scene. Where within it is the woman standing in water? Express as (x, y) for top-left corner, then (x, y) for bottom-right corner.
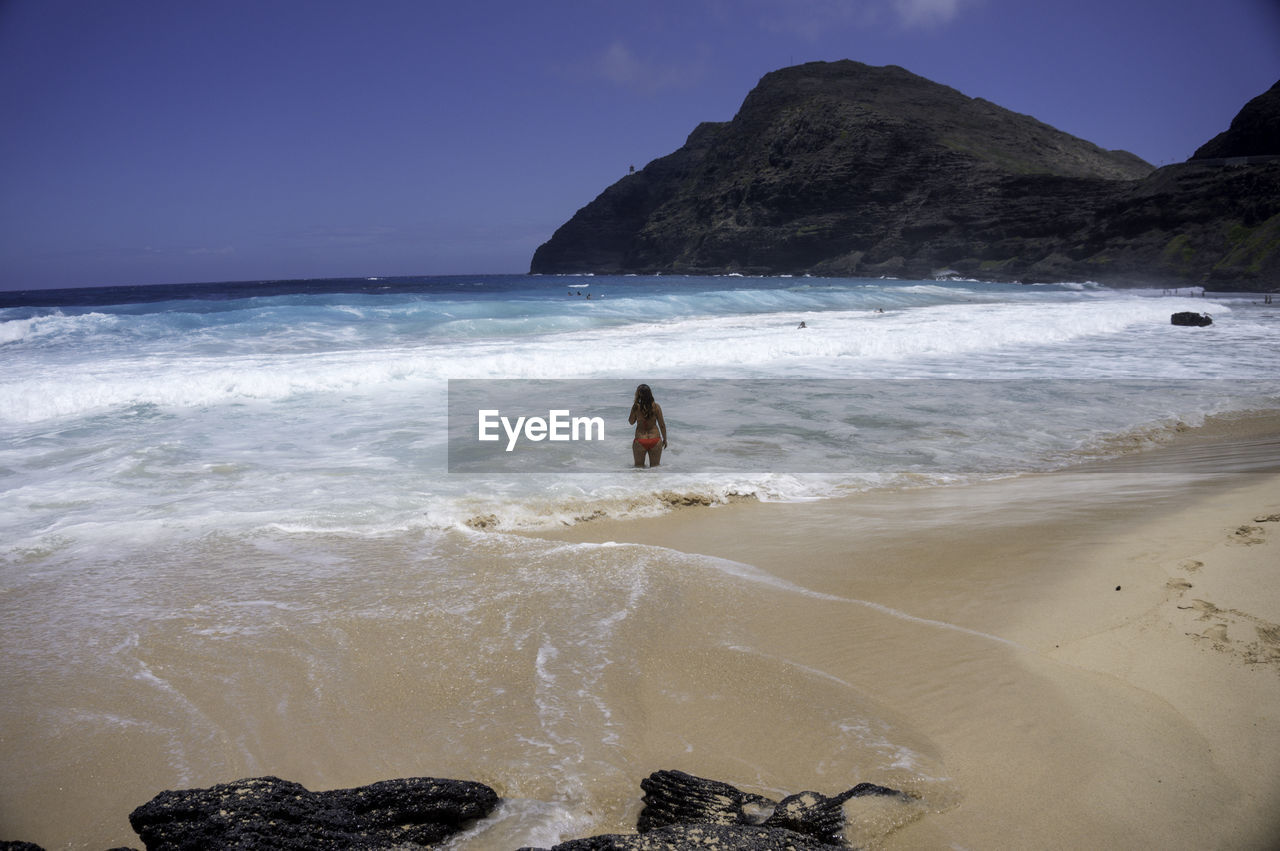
(628, 384), (667, 468)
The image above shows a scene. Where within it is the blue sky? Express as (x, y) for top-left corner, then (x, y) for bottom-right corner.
(1, 0), (1277, 290)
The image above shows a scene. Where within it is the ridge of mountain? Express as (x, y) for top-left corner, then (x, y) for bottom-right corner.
(1192, 80), (1280, 160)
(531, 61), (1280, 290)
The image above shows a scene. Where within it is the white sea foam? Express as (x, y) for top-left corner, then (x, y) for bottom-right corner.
(0, 316), (39, 344)
(1, 277), (1276, 555)
(678, 548), (1021, 647)
(34, 296), (1202, 423)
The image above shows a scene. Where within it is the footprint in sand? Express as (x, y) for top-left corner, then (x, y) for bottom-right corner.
(1178, 598), (1280, 667)
(1228, 524), (1266, 546)
(1181, 599), (1222, 618)
(1202, 623), (1230, 643)
(1167, 514), (1280, 665)
(1246, 624), (1280, 665)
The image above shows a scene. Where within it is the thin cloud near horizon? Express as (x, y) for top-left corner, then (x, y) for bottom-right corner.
(595, 41), (711, 94)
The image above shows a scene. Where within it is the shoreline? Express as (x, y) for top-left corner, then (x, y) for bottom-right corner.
(3, 411), (1276, 850)
(532, 412), (1280, 848)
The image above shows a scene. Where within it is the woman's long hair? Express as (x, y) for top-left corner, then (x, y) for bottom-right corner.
(635, 384), (655, 419)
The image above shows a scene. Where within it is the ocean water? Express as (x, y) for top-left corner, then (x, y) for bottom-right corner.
(1, 274), (1278, 848)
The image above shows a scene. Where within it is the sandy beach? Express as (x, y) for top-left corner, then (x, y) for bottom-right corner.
(535, 413), (1280, 849)
(5, 417), (1274, 851)
(2, 414), (1275, 851)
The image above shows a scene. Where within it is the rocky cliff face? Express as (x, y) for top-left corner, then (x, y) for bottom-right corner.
(1192, 80), (1280, 160)
(531, 61), (1280, 290)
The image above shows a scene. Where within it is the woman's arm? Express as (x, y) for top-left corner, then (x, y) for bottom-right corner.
(655, 404), (668, 447)
(628, 403), (638, 426)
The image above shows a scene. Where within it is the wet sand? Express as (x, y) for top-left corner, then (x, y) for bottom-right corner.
(537, 413), (1280, 849)
(3, 415), (1277, 850)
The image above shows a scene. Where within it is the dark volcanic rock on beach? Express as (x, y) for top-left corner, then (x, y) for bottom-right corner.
(127, 775), (498, 850)
(14, 770), (908, 850)
(542, 823), (843, 850)
(527, 770), (913, 850)
(531, 62), (1280, 290)
(1171, 311), (1213, 326)
(636, 769), (904, 844)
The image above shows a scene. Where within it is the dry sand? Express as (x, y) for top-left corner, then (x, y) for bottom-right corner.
(538, 415), (1280, 849)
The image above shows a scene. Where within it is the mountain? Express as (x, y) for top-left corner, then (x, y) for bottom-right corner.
(531, 61), (1280, 290)
(1192, 80), (1280, 160)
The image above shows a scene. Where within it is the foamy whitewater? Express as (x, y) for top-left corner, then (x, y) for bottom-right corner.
(1, 274), (1277, 848)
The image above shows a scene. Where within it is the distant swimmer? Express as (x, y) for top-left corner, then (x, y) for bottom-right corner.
(797, 321), (807, 329)
(629, 383), (667, 468)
